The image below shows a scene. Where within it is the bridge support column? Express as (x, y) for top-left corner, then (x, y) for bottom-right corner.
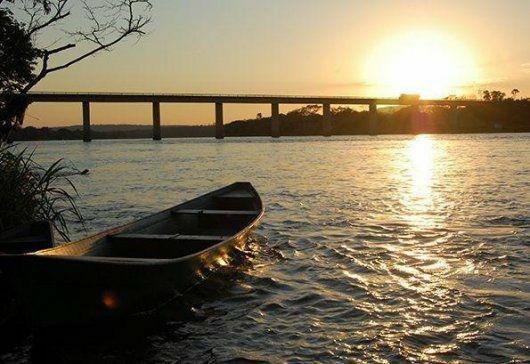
(271, 103), (280, 138)
(322, 103), (331, 136)
(152, 102), (161, 140)
(82, 101), (91, 142)
(215, 102), (224, 139)
(369, 103), (378, 135)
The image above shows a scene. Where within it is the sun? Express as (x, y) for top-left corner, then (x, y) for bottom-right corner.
(363, 30), (478, 98)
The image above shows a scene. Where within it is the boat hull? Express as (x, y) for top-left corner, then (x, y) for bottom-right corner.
(0, 221), (54, 254)
(1, 231), (249, 326)
(0, 182), (262, 326)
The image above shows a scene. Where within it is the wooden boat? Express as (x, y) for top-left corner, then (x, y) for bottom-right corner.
(0, 182), (263, 326)
(0, 221), (54, 254)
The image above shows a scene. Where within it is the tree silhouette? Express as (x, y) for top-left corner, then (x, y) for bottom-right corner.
(490, 90), (506, 102)
(287, 105), (322, 117)
(0, 7), (40, 140)
(0, 0), (152, 142)
(511, 89), (520, 99)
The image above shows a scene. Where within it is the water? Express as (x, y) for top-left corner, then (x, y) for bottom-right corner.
(1, 134), (529, 363)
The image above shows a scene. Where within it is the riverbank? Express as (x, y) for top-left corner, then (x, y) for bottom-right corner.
(12, 101), (530, 141)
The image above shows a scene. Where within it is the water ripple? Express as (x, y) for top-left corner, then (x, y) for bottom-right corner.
(1, 134), (529, 363)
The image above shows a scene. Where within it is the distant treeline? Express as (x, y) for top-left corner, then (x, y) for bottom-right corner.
(226, 100), (530, 136)
(11, 99), (530, 141)
(12, 124), (215, 141)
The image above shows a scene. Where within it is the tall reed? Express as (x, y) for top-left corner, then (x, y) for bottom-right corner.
(0, 144), (83, 241)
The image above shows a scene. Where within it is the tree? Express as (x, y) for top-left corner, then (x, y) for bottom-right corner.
(287, 104), (322, 117)
(0, 7), (40, 140)
(490, 90), (506, 102)
(511, 88), (520, 99)
(0, 0), (152, 142)
(0, 8), (39, 93)
(482, 90), (491, 101)
(331, 106), (356, 116)
(0, 0), (152, 238)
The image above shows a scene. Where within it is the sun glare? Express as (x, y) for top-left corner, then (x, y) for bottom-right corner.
(364, 31), (478, 98)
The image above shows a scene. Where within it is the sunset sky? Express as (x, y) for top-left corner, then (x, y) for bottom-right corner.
(24, 0), (530, 127)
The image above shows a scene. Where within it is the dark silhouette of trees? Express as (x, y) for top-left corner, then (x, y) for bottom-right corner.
(490, 90), (506, 102)
(0, 8), (39, 93)
(482, 89), (510, 102)
(0, 0), (152, 142)
(511, 89), (520, 99)
(0, 6), (40, 140)
(223, 99), (529, 137)
(287, 104), (321, 117)
(11, 97), (530, 141)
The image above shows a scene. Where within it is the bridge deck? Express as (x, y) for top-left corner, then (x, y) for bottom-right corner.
(24, 92), (483, 106)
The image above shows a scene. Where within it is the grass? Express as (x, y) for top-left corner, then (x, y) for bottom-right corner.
(0, 144), (83, 241)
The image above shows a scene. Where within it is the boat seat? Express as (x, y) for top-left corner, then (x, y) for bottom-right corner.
(107, 234), (232, 259)
(215, 190), (254, 199)
(171, 209), (258, 216)
(109, 233), (230, 242)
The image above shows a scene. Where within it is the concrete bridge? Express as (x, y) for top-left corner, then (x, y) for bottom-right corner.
(25, 92), (484, 141)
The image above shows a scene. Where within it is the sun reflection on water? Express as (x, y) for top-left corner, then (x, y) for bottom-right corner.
(402, 135), (438, 229)
(409, 135), (434, 197)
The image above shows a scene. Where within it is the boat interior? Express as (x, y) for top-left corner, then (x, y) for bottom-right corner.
(35, 184), (262, 260)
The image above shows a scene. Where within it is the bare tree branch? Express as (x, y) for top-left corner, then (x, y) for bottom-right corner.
(25, 0), (70, 36)
(4, 0), (153, 93)
(45, 0), (151, 73)
(47, 42), (75, 55)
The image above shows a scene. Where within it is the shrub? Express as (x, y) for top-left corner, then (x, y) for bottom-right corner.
(0, 144), (83, 241)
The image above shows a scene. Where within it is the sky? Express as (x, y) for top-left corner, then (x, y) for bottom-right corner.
(18, 0), (530, 127)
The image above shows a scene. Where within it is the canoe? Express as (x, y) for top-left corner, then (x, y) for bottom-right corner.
(0, 182), (263, 326)
(0, 221), (54, 254)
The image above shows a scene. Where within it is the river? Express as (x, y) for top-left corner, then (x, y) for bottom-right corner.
(1, 133), (529, 363)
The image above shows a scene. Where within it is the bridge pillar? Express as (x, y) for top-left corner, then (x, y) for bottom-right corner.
(215, 102), (224, 139)
(82, 101), (91, 142)
(369, 103), (378, 135)
(271, 103), (280, 138)
(152, 102), (161, 140)
(322, 103), (331, 136)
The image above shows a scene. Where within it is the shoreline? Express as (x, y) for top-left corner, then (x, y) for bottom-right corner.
(11, 129), (530, 142)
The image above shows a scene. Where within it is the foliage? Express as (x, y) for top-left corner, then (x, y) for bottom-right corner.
(0, 0), (153, 141)
(0, 8), (38, 141)
(331, 106), (359, 117)
(0, 8), (39, 93)
(482, 89), (507, 102)
(0, 144), (83, 240)
(287, 104), (322, 117)
(225, 98), (530, 136)
(0, 0), (152, 234)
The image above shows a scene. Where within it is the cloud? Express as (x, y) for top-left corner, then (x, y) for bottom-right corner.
(522, 63), (530, 73)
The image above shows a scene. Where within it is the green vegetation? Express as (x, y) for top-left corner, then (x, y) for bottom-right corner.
(0, 6), (38, 141)
(226, 98), (530, 137)
(12, 124), (215, 141)
(0, 1), (152, 238)
(1, 1), (152, 139)
(0, 145), (82, 240)
(10, 97), (530, 140)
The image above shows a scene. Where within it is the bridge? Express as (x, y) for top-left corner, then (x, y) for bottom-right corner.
(25, 92), (484, 141)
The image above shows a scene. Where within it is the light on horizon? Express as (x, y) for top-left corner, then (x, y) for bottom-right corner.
(363, 30), (479, 98)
